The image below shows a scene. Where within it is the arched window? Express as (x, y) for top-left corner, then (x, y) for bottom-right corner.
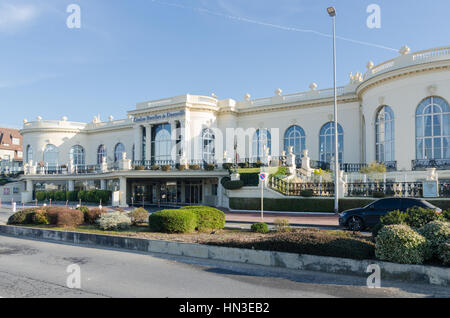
(70, 145), (85, 167)
(416, 96), (450, 160)
(319, 122), (344, 163)
(202, 128), (215, 163)
(153, 124), (172, 161)
(26, 145), (33, 163)
(252, 129), (271, 160)
(132, 144), (135, 162)
(284, 125), (306, 156)
(376, 106), (395, 163)
(114, 143), (126, 162)
(97, 145), (107, 164)
(43, 144), (59, 166)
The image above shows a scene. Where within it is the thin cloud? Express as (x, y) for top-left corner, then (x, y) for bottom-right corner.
(0, 3), (39, 32)
(151, 0), (397, 52)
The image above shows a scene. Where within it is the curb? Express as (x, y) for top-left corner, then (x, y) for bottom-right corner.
(0, 225), (448, 286)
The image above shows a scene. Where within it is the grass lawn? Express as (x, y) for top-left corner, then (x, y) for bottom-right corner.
(16, 224), (376, 260)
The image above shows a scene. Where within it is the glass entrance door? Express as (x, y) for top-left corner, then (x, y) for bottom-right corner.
(185, 182), (202, 205)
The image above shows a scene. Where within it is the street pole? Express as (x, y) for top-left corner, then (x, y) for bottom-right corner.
(328, 7), (339, 214)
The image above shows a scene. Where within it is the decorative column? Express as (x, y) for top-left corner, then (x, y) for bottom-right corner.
(68, 180), (75, 191)
(217, 177), (224, 207)
(145, 124), (152, 162)
(100, 180), (106, 190)
(170, 121), (178, 162)
(101, 157), (108, 173)
(119, 176), (128, 208)
(133, 125), (142, 163)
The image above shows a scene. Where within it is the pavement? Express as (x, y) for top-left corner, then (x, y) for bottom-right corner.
(0, 235), (449, 298)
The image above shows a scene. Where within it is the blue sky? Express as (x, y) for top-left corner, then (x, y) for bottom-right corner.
(0, 0), (449, 128)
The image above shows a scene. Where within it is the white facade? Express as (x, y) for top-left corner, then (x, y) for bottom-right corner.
(18, 46), (450, 206)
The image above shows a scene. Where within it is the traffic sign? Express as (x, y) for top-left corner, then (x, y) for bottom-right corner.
(259, 173), (267, 181)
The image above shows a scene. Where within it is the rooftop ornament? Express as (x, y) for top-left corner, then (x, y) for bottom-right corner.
(275, 88), (282, 96)
(36, 116), (42, 121)
(61, 116), (68, 121)
(399, 45), (411, 55)
(309, 82), (318, 91)
(366, 61), (374, 70)
(244, 93), (251, 101)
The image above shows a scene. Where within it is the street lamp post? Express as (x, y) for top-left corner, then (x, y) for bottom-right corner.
(327, 6), (339, 214)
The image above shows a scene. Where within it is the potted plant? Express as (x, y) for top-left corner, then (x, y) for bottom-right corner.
(161, 165), (171, 172)
(135, 165), (146, 171)
(189, 164), (201, 170)
(205, 164), (215, 171)
(151, 165), (160, 171)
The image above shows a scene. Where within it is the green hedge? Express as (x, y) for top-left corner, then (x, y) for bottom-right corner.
(180, 206), (225, 231)
(229, 198), (375, 213)
(240, 173), (259, 187)
(148, 209), (197, 233)
(229, 198), (450, 213)
(35, 190), (111, 203)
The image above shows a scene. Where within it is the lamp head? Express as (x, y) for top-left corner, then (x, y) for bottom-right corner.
(327, 7), (336, 17)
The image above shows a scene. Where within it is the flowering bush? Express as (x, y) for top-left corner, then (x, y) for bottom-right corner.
(418, 220), (450, 261)
(376, 224), (427, 264)
(98, 212), (132, 231)
(128, 208), (149, 225)
(32, 210), (49, 225)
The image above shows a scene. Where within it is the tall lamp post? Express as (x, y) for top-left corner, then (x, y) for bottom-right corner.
(327, 6), (339, 214)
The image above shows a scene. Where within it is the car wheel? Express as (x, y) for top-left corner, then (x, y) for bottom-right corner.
(347, 216), (365, 232)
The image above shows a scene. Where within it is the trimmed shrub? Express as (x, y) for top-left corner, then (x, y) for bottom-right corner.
(371, 223), (384, 239)
(151, 165), (160, 171)
(380, 210), (407, 226)
(98, 212), (132, 231)
(222, 180), (244, 190)
(274, 218), (291, 232)
(189, 164), (201, 170)
(36, 192), (46, 202)
(177, 164), (187, 171)
(404, 207), (442, 228)
(212, 228), (375, 260)
(229, 198), (375, 213)
(251, 222), (269, 234)
(148, 209), (197, 233)
(135, 165), (145, 171)
(375, 224), (427, 264)
(77, 206), (89, 214)
(418, 220), (450, 260)
(96, 212), (129, 230)
(32, 210), (49, 225)
(301, 189), (314, 198)
(77, 190), (87, 202)
(180, 206), (225, 231)
(204, 164), (215, 171)
(66, 191), (78, 202)
(442, 210), (450, 221)
(7, 209), (36, 225)
(54, 209), (84, 227)
(240, 173), (259, 187)
(373, 191), (385, 198)
(238, 162), (249, 169)
(439, 241), (450, 265)
(128, 208), (149, 225)
(222, 163), (233, 170)
(54, 191), (66, 202)
(161, 165), (171, 171)
(84, 208), (105, 225)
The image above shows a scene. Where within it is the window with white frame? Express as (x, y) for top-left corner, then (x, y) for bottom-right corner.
(376, 106), (395, 163)
(252, 129), (271, 160)
(416, 96), (450, 160)
(284, 125), (306, 157)
(70, 145), (85, 167)
(202, 128), (215, 163)
(319, 122), (343, 164)
(114, 143), (126, 162)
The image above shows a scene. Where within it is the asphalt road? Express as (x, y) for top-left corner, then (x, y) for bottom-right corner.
(0, 235), (449, 298)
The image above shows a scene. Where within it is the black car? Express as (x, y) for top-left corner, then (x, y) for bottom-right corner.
(339, 198), (442, 231)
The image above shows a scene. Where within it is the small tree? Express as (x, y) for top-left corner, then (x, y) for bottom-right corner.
(360, 162), (387, 181)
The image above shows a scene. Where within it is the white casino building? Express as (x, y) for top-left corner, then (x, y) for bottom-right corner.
(19, 46), (450, 207)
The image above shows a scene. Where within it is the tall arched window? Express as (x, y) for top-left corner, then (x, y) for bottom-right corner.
(132, 144), (135, 162)
(43, 144), (59, 166)
(416, 96), (450, 160)
(97, 145), (107, 164)
(26, 145), (33, 163)
(284, 125), (306, 156)
(153, 124), (172, 161)
(376, 106), (395, 163)
(70, 145), (85, 167)
(253, 129), (271, 160)
(202, 128), (215, 163)
(114, 143), (126, 162)
(319, 122), (344, 163)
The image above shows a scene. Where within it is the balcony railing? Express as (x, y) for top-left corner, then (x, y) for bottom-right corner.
(412, 159), (450, 171)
